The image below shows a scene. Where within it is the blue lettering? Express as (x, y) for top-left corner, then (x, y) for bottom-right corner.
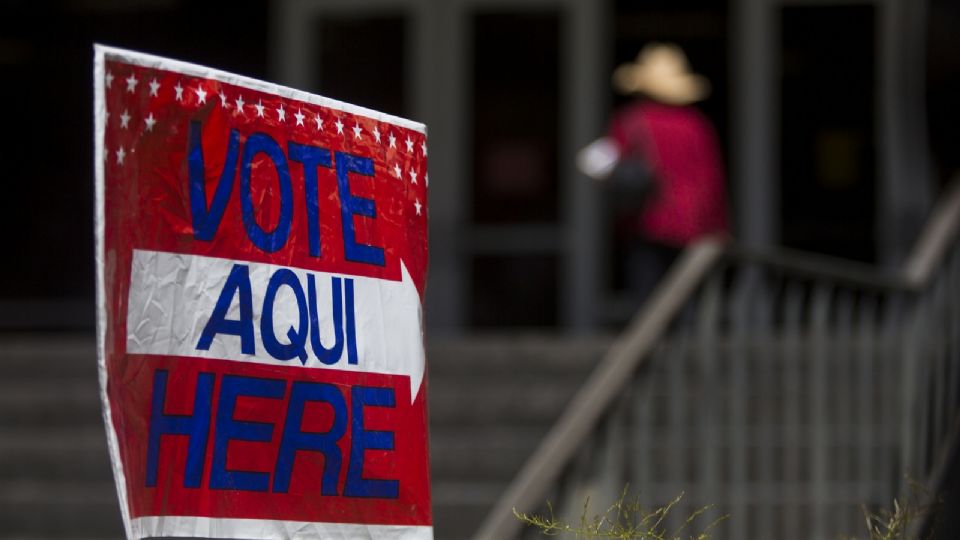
(345, 386), (398, 498)
(197, 264), (255, 355)
(308, 275), (345, 365)
(187, 121), (389, 268)
(345, 278), (358, 365)
(143, 373), (401, 497)
(210, 375), (286, 492)
(146, 370), (214, 488)
(240, 133), (294, 253)
(188, 122), (240, 241)
(198, 266), (359, 366)
(261, 268), (309, 364)
(288, 142), (333, 258)
(273, 382), (347, 495)
(334, 152), (385, 266)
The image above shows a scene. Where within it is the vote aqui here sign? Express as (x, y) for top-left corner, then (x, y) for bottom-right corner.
(94, 45), (431, 539)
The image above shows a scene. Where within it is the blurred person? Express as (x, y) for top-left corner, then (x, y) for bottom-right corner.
(578, 42), (729, 303)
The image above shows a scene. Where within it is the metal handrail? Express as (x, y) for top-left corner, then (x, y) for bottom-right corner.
(904, 179), (960, 287)
(473, 177), (960, 540)
(474, 237), (726, 539)
(728, 244), (909, 292)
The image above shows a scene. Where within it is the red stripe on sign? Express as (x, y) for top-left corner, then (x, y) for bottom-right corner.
(102, 61), (428, 294)
(111, 355), (431, 526)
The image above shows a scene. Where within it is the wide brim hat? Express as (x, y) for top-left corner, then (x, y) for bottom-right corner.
(612, 43), (710, 105)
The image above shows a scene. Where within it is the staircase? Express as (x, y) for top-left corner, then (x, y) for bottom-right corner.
(0, 333), (123, 539)
(428, 335), (609, 539)
(0, 331), (609, 539)
(11, 186), (960, 540)
(477, 180), (960, 540)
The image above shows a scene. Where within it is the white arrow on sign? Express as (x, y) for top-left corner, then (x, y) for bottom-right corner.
(125, 249), (426, 402)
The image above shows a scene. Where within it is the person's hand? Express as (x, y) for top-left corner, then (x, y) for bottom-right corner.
(576, 137), (620, 180)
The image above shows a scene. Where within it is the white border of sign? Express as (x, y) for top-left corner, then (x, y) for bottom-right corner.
(94, 44), (430, 540)
(131, 516), (432, 539)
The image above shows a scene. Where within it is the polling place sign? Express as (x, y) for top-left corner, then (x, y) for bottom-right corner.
(94, 45), (431, 539)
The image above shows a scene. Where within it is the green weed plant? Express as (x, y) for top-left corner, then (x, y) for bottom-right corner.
(515, 480), (940, 540)
(842, 480), (942, 540)
(513, 486), (727, 539)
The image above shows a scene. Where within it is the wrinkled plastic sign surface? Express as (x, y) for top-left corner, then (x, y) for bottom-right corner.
(94, 45), (431, 539)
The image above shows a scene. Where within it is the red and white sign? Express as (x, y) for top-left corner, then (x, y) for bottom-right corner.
(94, 45), (431, 539)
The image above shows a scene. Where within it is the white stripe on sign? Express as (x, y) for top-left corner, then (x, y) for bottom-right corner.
(126, 249), (425, 402)
(130, 515), (433, 540)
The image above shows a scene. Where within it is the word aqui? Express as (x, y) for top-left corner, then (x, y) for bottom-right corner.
(197, 264), (360, 366)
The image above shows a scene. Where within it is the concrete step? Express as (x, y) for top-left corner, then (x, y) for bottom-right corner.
(431, 481), (506, 540)
(428, 378), (583, 428)
(426, 335), (611, 539)
(0, 480), (123, 538)
(0, 380), (102, 428)
(426, 334), (611, 377)
(0, 333), (96, 380)
(0, 427), (111, 483)
(0, 331), (612, 539)
(430, 426), (547, 483)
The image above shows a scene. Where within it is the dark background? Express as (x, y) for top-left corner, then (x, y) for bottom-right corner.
(0, 0), (270, 319)
(1, 0), (959, 329)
